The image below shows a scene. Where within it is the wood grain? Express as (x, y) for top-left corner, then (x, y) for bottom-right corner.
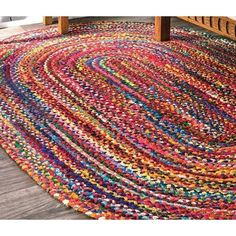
(178, 16), (236, 40)
(0, 148), (91, 219)
(58, 16), (69, 34)
(43, 16), (53, 25)
(154, 16), (171, 41)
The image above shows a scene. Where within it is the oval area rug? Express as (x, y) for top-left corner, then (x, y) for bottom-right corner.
(0, 22), (235, 219)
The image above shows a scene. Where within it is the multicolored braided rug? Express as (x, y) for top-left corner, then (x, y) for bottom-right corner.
(0, 22), (235, 219)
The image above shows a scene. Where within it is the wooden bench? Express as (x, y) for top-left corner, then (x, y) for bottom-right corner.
(154, 16), (236, 41)
(43, 16), (236, 41)
(43, 16), (69, 34)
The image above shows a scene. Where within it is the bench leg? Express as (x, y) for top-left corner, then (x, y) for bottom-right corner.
(154, 17), (171, 41)
(58, 16), (69, 34)
(43, 16), (53, 25)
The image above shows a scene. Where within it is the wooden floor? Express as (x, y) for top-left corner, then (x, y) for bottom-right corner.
(0, 17), (211, 220)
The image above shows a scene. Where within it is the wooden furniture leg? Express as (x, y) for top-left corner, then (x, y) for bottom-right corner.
(154, 17), (171, 41)
(43, 16), (53, 25)
(58, 16), (69, 34)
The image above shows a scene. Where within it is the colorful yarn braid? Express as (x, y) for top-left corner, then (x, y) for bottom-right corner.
(0, 22), (235, 219)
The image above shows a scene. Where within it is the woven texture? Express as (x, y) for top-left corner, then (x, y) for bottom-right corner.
(0, 22), (235, 219)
